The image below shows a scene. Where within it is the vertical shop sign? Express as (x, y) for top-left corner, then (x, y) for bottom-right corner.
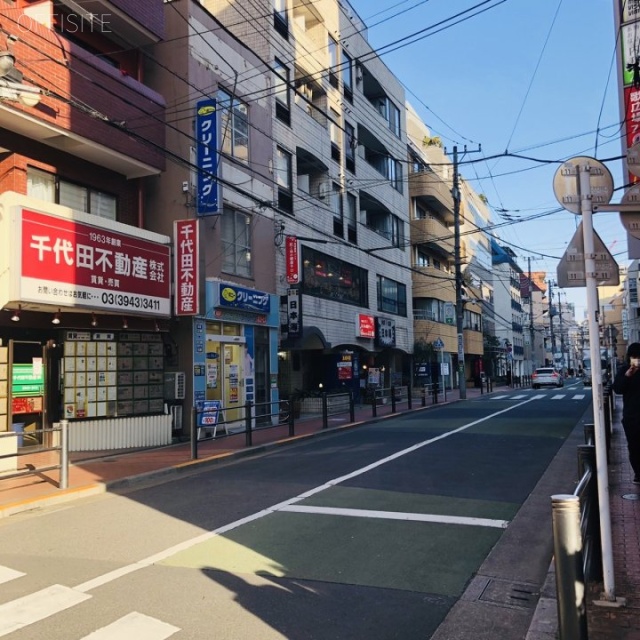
(196, 99), (219, 215)
(287, 287), (302, 338)
(174, 219), (199, 316)
(285, 236), (300, 284)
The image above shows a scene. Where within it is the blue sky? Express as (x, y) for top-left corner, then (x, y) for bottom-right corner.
(348, 0), (624, 318)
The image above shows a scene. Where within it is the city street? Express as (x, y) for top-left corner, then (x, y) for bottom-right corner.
(0, 382), (591, 639)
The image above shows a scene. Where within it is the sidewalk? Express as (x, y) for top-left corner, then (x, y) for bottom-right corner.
(1, 383), (637, 638)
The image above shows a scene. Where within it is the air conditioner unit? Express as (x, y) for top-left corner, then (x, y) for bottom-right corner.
(164, 372), (186, 401)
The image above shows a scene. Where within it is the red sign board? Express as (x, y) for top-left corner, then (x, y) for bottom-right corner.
(20, 209), (171, 315)
(174, 219), (200, 316)
(356, 313), (375, 338)
(12, 396), (43, 415)
(285, 236), (300, 284)
(625, 86), (640, 184)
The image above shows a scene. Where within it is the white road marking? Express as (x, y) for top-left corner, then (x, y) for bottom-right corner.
(280, 504), (509, 529)
(572, 394), (586, 400)
(74, 395), (539, 594)
(532, 395), (545, 400)
(551, 394), (566, 400)
(511, 394), (527, 399)
(0, 565), (24, 585)
(80, 612), (179, 640)
(0, 585), (91, 637)
(492, 395), (509, 399)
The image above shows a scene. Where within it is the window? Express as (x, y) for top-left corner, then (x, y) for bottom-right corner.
(274, 58), (290, 125)
(276, 146), (292, 213)
(222, 209), (252, 277)
(342, 50), (353, 101)
(329, 108), (341, 162)
(390, 215), (403, 248)
(345, 121), (356, 173)
(331, 182), (343, 238)
(302, 246), (368, 307)
(346, 193), (357, 244)
(328, 35), (339, 88)
(377, 276), (407, 316)
(273, 0), (288, 38)
(388, 101), (401, 137)
(415, 250), (430, 267)
(389, 158), (403, 193)
(27, 167), (117, 220)
(218, 89), (248, 162)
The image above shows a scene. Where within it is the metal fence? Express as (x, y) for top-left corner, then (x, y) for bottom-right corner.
(0, 421), (69, 489)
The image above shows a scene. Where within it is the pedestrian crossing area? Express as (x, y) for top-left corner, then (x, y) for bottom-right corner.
(0, 565), (180, 639)
(490, 392), (586, 401)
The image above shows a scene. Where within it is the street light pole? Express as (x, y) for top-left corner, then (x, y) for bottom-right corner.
(578, 161), (616, 602)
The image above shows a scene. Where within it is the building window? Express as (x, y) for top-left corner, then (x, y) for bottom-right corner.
(377, 276), (407, 317)
(218, 89), (248, 162)
(331, 182), (343, 238)
(276, 146), (292, 214)
(27, 167), (117, 220)
(302, 246), (368, 307)
(346, 193), (357, 244)
(388, 101), (401, 137)
(389, 158), (403, 193)
(343, 50), (353, 102)
(222, 209), (252, 277)
(274, 58), (290, 125)
(273, 0), (288, 38)
(345, 121), (356, 173)
(328, 35), (339, 88)
(415, 249), (430, 267)
(329, 108), (341, 163)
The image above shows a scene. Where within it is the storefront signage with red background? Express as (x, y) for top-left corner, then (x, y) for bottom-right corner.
(20, 209), (171, 315)
(356, 313), (375, 338)
(286, 236), (300, 284)
(174, 219), (200, 316)
(625, 85), (640, 184)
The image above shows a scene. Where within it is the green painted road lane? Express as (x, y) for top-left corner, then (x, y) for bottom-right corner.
(160, 511), (502, 597)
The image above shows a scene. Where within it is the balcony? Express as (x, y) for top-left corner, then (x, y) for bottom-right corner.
(411, 216), (454, 256)
(0, 7), (165, 178)
(409, 170), (454, 224)
(412, 267), (456, 303)
(464, 328), (483, 355)
(414, 318), (457, 352)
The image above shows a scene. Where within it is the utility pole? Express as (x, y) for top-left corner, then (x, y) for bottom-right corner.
(451, 144), (482, 400)
(558, 292), (565, 373)
(528, 257), (535, 372)
(453, 145), (466, 399)
(548, 280), (556, 366)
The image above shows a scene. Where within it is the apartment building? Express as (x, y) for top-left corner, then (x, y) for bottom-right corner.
(0, 1), (173, 451)
(200, 0), (414, 401)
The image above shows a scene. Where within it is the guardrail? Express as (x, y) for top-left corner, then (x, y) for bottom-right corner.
(0, 421), (69, 489)
(551, 386), (616, 640)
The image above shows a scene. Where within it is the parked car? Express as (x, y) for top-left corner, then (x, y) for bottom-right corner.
(532, 367), (564, 389)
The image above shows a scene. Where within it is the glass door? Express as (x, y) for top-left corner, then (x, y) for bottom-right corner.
(205, 338), (244, 425)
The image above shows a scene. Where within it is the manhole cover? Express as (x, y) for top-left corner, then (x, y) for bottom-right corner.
(622, 493), (640, 501)
(479, 579), (539, 610)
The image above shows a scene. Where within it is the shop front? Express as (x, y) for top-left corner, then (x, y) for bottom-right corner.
(0, 193), (172, 451)
(192, 280), (279, 428)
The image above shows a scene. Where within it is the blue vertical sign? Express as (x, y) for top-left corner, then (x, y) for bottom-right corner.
(196, 99), (219, 215)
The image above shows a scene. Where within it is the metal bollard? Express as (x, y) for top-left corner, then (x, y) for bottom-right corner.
(551, 495), (588, 640)
(422, 385), (426, 407)
(407, 385), (412, 410)
(322, 392), (328, 429)
(583, 423), (595, 446)
(191, 406), (198, 460)
(433, 383), (438, 404)
(372, 390), (378, 417)
(245, 401), (253, 446)
(288, 399), (295, 437)
(349, 391), (355, 423)
(59, 419), (69, 490)
(391, 386), (396, 413)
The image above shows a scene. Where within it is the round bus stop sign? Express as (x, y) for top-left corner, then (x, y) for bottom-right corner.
(552, 156), (613, 214)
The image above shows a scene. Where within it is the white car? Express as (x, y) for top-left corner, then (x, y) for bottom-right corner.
(532, 367), (564, 389)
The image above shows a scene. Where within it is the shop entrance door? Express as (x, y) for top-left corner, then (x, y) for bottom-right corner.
(205, 337), (244, 426)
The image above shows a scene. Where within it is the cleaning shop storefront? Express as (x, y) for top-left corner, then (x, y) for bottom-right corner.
(193, 279), (279, 426)
(0, 192), (173, 451)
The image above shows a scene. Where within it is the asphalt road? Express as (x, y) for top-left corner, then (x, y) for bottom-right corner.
(0, 382), (592, 639)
